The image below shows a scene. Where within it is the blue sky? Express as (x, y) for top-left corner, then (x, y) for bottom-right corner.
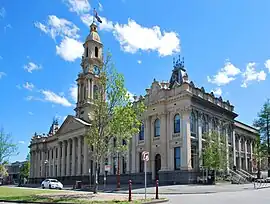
(1, 0), (270, 162)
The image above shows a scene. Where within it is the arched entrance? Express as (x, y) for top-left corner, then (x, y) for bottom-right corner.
(155, 154), (161, 180)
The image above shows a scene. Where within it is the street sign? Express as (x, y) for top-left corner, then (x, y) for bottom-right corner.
(142, 151), (149, 161)
(105, 165), (111, 172)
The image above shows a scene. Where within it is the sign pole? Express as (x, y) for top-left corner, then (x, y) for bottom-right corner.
(144, 160), (147, 200)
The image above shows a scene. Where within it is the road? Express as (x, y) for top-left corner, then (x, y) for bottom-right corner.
(164, 187), (270, 204)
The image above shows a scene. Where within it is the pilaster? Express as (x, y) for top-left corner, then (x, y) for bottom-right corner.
(83, 137), (89, 175)
(244, 140), (248, 171)
(61, 141), (66, 176)
(232, 129), (236, 166)
(160, 113), (168, 171)
(181, 111), (192, 170)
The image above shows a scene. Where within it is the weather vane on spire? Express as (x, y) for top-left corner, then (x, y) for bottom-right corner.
(93, 8), (103, 24)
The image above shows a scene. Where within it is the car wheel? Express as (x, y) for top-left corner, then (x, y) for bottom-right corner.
(49, 184), (51, 189)
(42, 185), (45, 189)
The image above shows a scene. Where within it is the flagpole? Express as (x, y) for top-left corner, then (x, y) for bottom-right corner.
(93, 8), (96, 24)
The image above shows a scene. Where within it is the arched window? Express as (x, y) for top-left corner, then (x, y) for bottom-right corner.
(86, 47), (88, 57)
(93, 85), (98, 99)
(139, 123), (144, 140)
(95, 47), (98, 58)
(202, 115), (207, 135)
(190, 112), (196, 135)
(154, 119), (160, 137)
(174, 114), (180, 133)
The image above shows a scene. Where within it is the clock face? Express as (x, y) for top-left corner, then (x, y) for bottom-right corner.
(93, 65), (100, 75)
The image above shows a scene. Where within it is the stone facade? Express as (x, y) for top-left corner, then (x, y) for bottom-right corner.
(28, 22), (259, 185)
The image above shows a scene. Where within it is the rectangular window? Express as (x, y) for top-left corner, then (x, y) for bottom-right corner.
(174, 147), (181, 170)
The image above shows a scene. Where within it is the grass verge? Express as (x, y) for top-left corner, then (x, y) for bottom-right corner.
(0, 187), (167, 203)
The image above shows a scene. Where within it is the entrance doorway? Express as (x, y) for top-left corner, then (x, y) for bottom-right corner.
(155, 154), (161, 180)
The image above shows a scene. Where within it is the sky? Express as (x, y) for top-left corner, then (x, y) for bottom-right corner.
(1, 0), (270, 163)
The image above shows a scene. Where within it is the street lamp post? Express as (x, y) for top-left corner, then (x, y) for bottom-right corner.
(44, 160), (48, 178)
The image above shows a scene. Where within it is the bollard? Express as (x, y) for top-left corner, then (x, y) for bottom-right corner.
(128, 180), (132, 202)
(155, 179), (159, 199)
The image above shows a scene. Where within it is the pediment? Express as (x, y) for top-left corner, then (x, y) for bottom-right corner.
(56, 115), (89, 135)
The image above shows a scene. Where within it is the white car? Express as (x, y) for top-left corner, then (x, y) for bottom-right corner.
(41, 179), (63, 190)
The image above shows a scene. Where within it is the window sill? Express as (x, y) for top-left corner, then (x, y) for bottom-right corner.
(172, 133), (180, 138)
(153, 137), (160, 141)
(138, 140), (144, 144)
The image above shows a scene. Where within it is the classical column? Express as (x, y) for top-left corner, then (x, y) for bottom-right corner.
(57, 143), (61, 177)
(160, 113), (168, 171)
(181, 111), (192, 170)
(41, 151), (45, 177)
(91, 80), (94, 99)
(238, 137), (242, 169)
(250, 141), (253, 172)
(87, 79), (91, 98)
(77, 84), (80, 103)
(72, 138), (76, 176)
(131, 135), (136, 173)
(225, 126), (229, 171)
(48, 150), (51, 177)
(66, 140), (71, 176)
(198, 114), (203, 167)
(232, 129), (236, 166)
(83, 137), (89, 175)
(77, 136), (82, 176)
(61, 141), (66, 176)
(244, 140), (248, 171)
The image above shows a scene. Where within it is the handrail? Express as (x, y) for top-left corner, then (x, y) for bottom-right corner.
(239, 169), (255, 178)
(229, 169), (248, 184)
(236, 169), (249, 179)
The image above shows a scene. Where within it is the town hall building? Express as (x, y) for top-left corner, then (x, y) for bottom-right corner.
(28, 22), (259, 185)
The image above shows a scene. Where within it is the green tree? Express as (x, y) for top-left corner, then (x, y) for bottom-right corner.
(253, 99), (270, 176)
(85, 53), (145, 193)
(0, 127), (18, 176)
(20, 153), (30, 179)
(201, 131), (228, 181)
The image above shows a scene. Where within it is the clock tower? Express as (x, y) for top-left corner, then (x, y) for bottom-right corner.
(75, 22), (103, 122)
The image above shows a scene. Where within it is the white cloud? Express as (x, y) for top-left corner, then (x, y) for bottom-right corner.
(69, 84), (77, 103)
(0, 7), (6, 18)
(113, 19), (180, 56)
(34, 15), (80, 40)
(241, 62), (266, 88)
(63, 0), (91, 15)
(56, 37), (84, 62)
(28, 111), (34, 115)
(41, 90), (72, 107)
(25, 96), (43, 101)
(23, 82), (35, 91)
(207, 60), (241, 86)
(0, 72), (6, 79)
(264, 59), (270, 73)
(137, 60), (142, 64)
(212, 87), (222, 96)
(18, 141), (25, 144)
(98, 2), (103, 11)
(24, 62), (42, 73)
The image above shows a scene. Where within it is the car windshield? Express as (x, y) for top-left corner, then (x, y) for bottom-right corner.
(50, 179), (58, 183)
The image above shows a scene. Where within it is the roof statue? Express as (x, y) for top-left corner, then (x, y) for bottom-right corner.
(169, 55), (187, 88)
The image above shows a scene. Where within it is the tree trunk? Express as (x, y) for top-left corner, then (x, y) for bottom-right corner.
(93, 161), (99, 194)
